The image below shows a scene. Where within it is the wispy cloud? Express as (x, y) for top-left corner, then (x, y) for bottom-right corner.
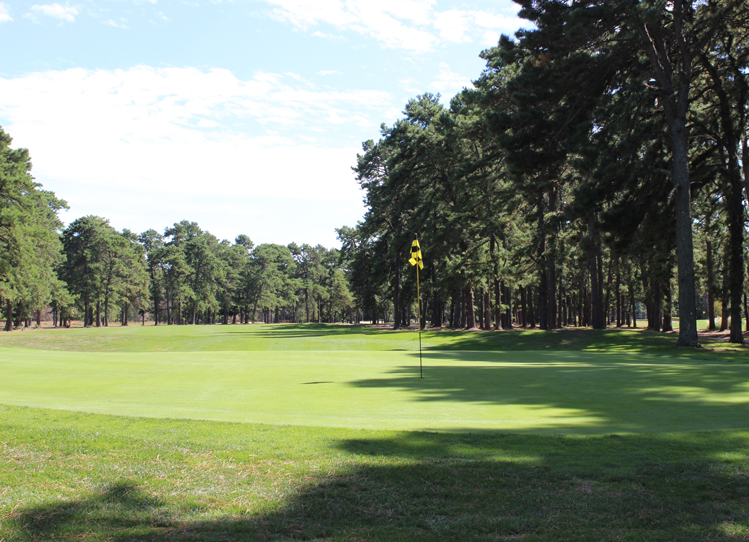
(311, 30), (346, 42)
(261, 0), (525, 53)
(0, 66), (392, 206)
(427, 62), (473, 96)
(29, 3), (79, 22)
(103, 17), (128, 28)
(0, 3), (12, 23)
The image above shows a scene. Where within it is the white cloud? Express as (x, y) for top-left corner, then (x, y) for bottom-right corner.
(267, 0), (437, 52)
(399, 77), (420, 94)
(434, 9), (525, 44)
(0, 3), (12, 23)
(261, 0), (525, 52)
(103, 18), (128, 28)
(433, 10), (471, 43)
(311, 30), (346, 41)
(0, 66), (391, 210)
(29, 3), (78, 22)
(427, 62), (472, 97)
(481, 31), (500, 48)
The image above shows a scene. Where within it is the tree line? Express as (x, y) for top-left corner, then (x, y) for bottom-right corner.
(0, 128), (355, 329)
(2, 2), (747, 341)
(339, 0), (749, 345)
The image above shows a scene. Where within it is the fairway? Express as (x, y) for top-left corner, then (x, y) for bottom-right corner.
(2, 324), (748, 434)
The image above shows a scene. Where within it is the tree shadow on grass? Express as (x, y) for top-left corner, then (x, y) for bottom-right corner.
(10, 432), (749, 541)
(351, 352), (749, 434)
(212, 326), (747, 358)
(213, 323), (397, 341)
(428, 328), (747, 358)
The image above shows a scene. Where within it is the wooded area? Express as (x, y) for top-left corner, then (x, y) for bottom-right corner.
(1, 1), (747, 345)
(341, 0), (749, 345)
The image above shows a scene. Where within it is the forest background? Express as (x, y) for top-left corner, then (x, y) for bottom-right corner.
(1, 0), (748, 347)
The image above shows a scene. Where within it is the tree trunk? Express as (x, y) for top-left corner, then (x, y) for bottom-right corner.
(83, 295), (90, 328)
(720, 304), (728, 331)
(4, 299), (12, 331)
(547, 254), (557, 329)
(702, 53), (745, 344)
(603, 257), (613, 326)
(465, 282), (475, 329)
(615, 257), (622, 327)
(706, 239), (716, 331)
(305, 288), (309, 323)
(638, 3), (699, 346)
(720, 250), (729, 332)
(392, 230), (404, 330)
(589, 220), (604, 329)
(431, 297), (442, 328)
(662, 285), (673, 332)
(104, 294), (110, 326)
(670, 115), (699, 344)
(502, 284), (512, 330)
(164, 289), (170, 325)
(527, 286), (536, 328)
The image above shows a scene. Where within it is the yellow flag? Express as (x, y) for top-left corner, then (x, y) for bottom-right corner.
(408, 239), (424, 269)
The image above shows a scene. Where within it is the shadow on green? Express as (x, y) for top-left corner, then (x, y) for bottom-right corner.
(350, 350), (749, 433)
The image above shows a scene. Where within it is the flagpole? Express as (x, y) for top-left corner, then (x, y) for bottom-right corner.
(417, 263), (422, 379)
(409, 235), (424, 379)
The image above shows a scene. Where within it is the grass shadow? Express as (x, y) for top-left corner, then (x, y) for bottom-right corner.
(350, 352), (749, 433)
(11, 432), (749, 541)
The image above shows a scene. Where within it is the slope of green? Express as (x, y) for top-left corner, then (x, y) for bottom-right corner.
(0, 322), (745, 356)
(0, 324), (747, 434)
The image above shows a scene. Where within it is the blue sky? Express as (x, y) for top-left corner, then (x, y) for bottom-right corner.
(0, 0), (529, 247)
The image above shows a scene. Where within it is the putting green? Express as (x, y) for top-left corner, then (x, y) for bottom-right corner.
(2, 324), (749, 433)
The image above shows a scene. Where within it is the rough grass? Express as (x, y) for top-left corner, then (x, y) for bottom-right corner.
(1, 324), (749, 540)
(3, 406), (749, 541)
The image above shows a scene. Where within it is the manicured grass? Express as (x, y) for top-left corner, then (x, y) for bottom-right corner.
(1, 324), (747, 433)
(1, 321), (745, 354)
(1, 324), (748, 540)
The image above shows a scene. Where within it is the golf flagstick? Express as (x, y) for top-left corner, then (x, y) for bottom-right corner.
(408, 236), (424, 378)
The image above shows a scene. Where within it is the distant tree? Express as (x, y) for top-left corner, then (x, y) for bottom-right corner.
(289, 243), (325, 322)
(60, 216), (117, 327)
(139, 229), (165, 325)
(0, 127), (67, 330)
(247, 244), (297, 323)
(119, 229), (149, 326)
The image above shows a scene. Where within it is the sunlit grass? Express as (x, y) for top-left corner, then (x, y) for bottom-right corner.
(2, 324), (749, 540)
(1, 325), (748, 433)
(2, 406), (749, 541)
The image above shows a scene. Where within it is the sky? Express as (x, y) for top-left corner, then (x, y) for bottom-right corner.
(0, 0), (530, 247)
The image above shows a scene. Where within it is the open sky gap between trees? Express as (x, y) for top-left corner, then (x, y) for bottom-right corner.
(1, 0), (748, 346)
